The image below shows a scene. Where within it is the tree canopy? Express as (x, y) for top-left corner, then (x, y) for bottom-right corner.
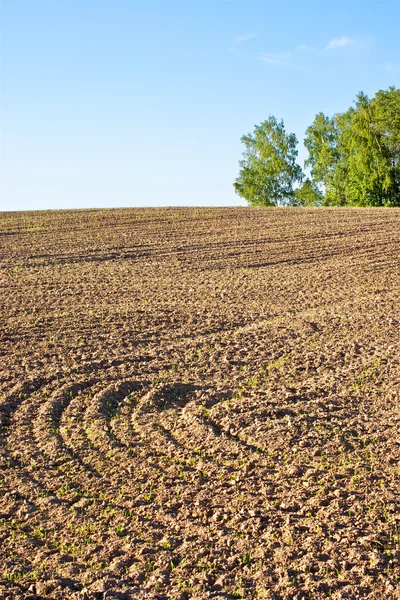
(234, 86), (400, 207)
(233, 116), (303, 206)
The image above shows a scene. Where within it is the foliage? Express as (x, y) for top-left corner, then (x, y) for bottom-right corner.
(233, 116), (303, 206)
(293, 178), (324, 206)
(305, 86), (400, 207)
(304, 112), (348, 205)
(235, 86), (400, 207)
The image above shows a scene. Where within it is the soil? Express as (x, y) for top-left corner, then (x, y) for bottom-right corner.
(0, 207), (399, 599)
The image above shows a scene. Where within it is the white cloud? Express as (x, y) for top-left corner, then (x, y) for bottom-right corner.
(326, 36), (353, 49)
(259, 56), (287, 66)
(236, 33), (257, 43)
(258, 52), (306, 71)
(255, 35), (372, 73)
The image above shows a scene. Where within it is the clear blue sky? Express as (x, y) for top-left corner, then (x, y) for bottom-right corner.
(1, 0), (399, 211)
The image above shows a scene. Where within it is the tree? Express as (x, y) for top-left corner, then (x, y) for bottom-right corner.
(237, 87), (400, 209)
(304, 112), (347, 205)
(371, 87), (400, 205)
(342, 92), (390, 206)
(293, 178), (324, 206)
(234, 116), (303, 206)
(304, 87), (400, 207)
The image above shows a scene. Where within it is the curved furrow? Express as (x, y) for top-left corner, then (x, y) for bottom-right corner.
(129, 384), (201, 462)
(183, 400), (264, 458)
(83, 381), (143, 453)
(3, 380), (122, 520)
(30, 381), (107, 503)
(33, 382), (92, 465)
(1, 380), (173, 583)
(1, 384), (93, 576)
(55, 380), (163, 509)
(129, 385), (272, 491)
(71, 380), (196, 469)
(57, 385), (106, 472)
(4, 383), (87, 502)
(0, 379), (47, 462)
(57, 381), (196, 515)
(70, 380), (148, 476)
(60, 381), (253, 517)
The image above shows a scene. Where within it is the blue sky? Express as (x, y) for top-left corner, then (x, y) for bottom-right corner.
(1, 0), (399, 211)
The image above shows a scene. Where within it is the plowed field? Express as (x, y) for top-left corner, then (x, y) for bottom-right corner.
(1, 207), (400, 600)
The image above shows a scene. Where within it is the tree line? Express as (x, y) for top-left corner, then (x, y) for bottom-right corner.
(234, 86), (400, 207)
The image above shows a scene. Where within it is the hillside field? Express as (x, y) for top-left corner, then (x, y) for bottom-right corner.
(1, 207), (400, 600)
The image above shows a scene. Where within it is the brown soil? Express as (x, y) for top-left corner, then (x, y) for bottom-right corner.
(0, 207), (399, 600)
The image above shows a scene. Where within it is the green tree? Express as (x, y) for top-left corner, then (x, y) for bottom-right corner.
(234, 116), (303, 206)
(293, 178), (324, 206)
(305, 87), (400, 207)
(304, 112), (347, 205)
(342, 92), (390, 206)
(371, 86), (400, 205)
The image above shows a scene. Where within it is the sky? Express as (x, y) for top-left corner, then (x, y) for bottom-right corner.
(1, 0), (399, 211)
